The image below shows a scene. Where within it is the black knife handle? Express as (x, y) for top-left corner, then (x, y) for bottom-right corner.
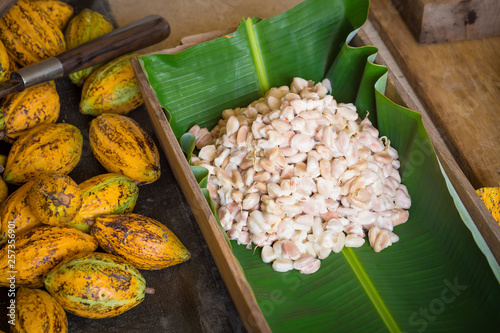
(0, 0), (18, 19)
(57, 15), (170, 74)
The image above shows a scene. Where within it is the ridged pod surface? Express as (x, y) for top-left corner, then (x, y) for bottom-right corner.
(3, 123), (83, 185)
(0, 225), (98, 287)
(0, 181), (41, 247)
(28, 173), (82, 226)
(33, 0), (74, 31)
(0, 81), (60, 143)
(44, 252), (148, 318)
(65, 8), (113, 86)
(92, 213), (191, 270)
(11, 288), (68, 333)
(67, 173), (139, 233)
(89, 114), (160, 184)
(80, 53), (143, 115)
(0, 39), (9, 82)
(0, 0), (66, 67)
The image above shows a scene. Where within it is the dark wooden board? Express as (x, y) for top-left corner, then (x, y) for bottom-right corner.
(0, 1), (244, 332)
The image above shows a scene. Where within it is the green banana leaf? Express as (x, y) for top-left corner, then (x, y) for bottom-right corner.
(138, 0), (500, 331)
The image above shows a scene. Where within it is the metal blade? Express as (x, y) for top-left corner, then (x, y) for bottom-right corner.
(0, 79), (24, 99)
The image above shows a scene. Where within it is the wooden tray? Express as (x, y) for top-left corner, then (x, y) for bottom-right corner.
(131, 25), (500, 332)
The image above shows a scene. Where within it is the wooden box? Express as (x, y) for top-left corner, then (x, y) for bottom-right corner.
(131, 27), (500, 332)
(391, 0), (500, 43)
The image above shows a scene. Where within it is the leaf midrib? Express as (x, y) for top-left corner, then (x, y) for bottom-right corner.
(245, 18), (270, 95)
(342, 248), (401, 333)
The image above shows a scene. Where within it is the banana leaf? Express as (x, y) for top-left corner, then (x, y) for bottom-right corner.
(138, 0), (500, 331)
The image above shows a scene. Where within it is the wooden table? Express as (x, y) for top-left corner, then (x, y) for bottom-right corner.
(369, 0), (500, 189)
(1, 0), (498, 331)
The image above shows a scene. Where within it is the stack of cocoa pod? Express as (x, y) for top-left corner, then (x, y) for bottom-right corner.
(0, 2), (190, 332)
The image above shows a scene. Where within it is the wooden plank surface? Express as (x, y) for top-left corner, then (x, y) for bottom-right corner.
(391, 0), (500, 43)
(370, 0), (500, 189)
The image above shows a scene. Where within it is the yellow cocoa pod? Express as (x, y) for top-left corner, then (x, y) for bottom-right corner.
(80, 53), (143, 115)
(89, 114), (160, 184)
(0, 178), (7, 203)
(0, 0), (66, 67)
(0, 81), (60, 143)
(0, 39), (9, 82)
(0, 225), (98, 287)
(44, 252), (151, 318)
(92, 213), (191, 270)
(476, 186), (500, 224)
(65, 8), (113, 86)
(0, 181), (42, 247)
(67, 173), (139, 233)
(11, 288), (68, 333)
(3, 53), (19, 81)
(33, 0), (74, 31)
(28, 173), (82, 226)
(3, 123), (83, 185)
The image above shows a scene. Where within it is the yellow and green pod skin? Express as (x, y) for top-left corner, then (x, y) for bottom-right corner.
(67, 173), (139, 233)
(0, 39), (9, 82)
(44, 252), (148, 319)
(89, 114), (160, 184)
(0, 81), (60, 143)
(0, 225), (98, 288)
(80, 53), (143, 115)
(0, 181), (41, 247)
(11, 287), (68, 333)
(92, 213), (191, 270)
(0, 178), (7, 204)
(0, 154), (6, 168)
(3, 123), (83, 185)
(28, 173), (82, 226)
(0, 0), (66, 67)
(65, 8), (113, 86)
(33, 0), (74, 31)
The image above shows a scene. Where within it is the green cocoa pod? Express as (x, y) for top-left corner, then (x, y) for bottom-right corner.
(64, 8), (113, 86)
(44, 252), (153, 318)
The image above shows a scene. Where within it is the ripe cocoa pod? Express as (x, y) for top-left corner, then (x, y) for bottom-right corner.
(0, 39), (9, 82)
(0, 181), (41, 247)
(28, 173), (82, 226)
(33, 0), (74, 31)
(89, 114), (160, 184)
(44, 252), (151, 318)
(3, 123), (83, 185)
(80, 53), (143, 115)
(11, 288), (68, 333)
(0, 225), (98, 287)
(0, 178), (7, 204)
(0, 0), (66, 67)
(0, 81), (60, 143)
(67, 173), (139, 233)
(92, 213), (191, 270)
(65, 8), (113, 86)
